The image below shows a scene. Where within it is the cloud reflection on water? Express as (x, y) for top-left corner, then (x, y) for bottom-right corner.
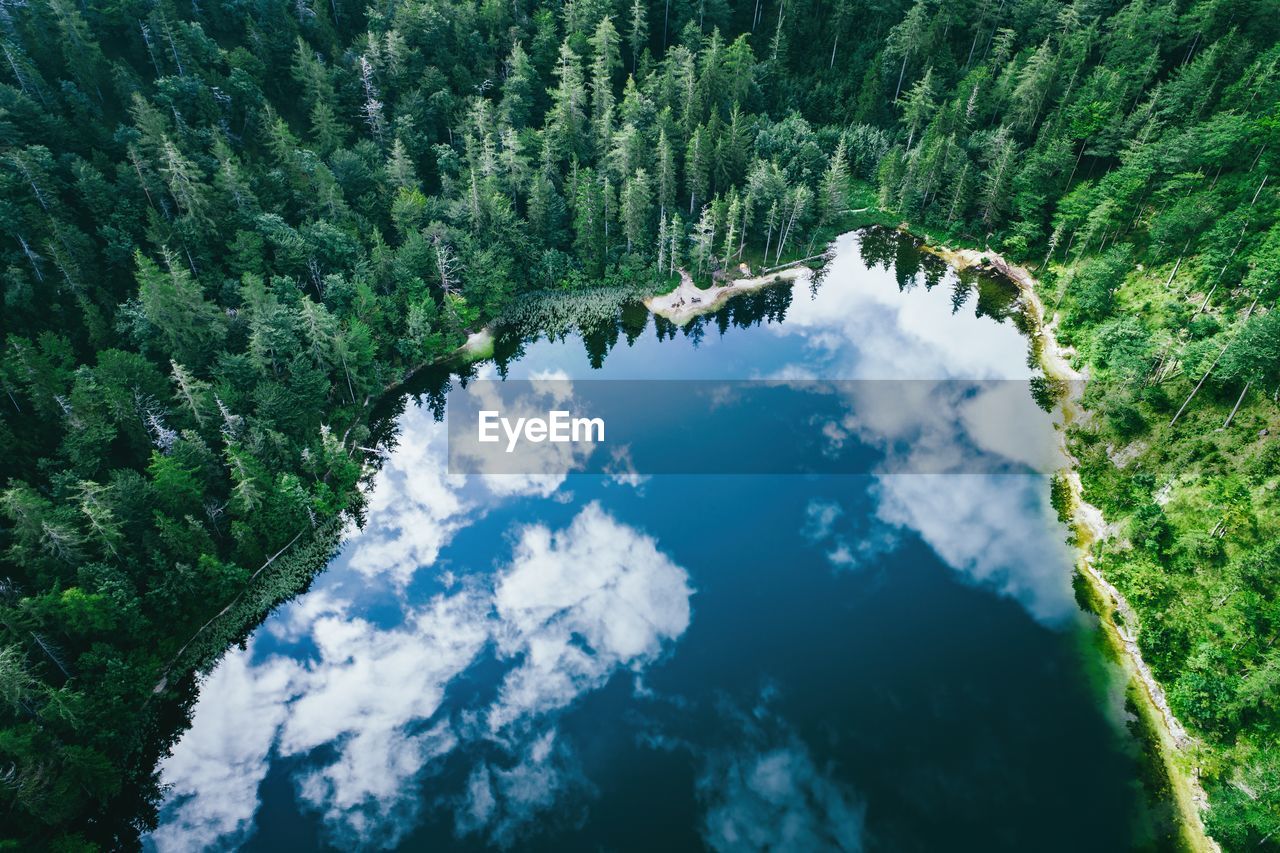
(763, 232), (1076, 624)
(697, 698), (865, 853)
(454, 728), (591, 847)
(150, 455), (692, 852)
(764, 232), (1033, 383)
(487, 502), (692, 733)
(839, 381), (1076, 624)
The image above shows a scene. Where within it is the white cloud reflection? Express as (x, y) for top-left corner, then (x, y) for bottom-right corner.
(345, 376), (597, 588)
(697, 705), (865, 853)
(873, 474), (1076, 624)
(281, 592), (490, 848)
(150, 503), (691, 852)
(346, 414), (470, 586)
(763, 231), (1032, 382)
(454, 728), (591, 847)
(817, 381), (1077, 623)
(813, 380), (1076, 623)
(802, 499), (900, 572)
(148, 652), (295, 852)
(448, 371), (597, 492)
(151, 229), (1079, 853)
(763, 232), (1075, 623)
(488, 502), (692, 733)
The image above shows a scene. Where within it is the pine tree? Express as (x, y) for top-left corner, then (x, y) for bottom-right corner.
(573, 168), (607, 275)
(657, 212), (670, 271)
(549, 41), (588, 162)
(717, 104), (750, 188)
(621, 167), (653, 254)
(668, 212), (684, 274)
(656, 128), (677, 218)
(774, 184), (811, 264)
(722, 191), (740, 269)
(211, 138), (257, 215)
(310, 100), (345, 154)
(291, 37), (336, 112)
(884, 0), (929, 101)
(590, 17), (621, 160)
(628, 0), (648, 73)
(763, 198), (779, 262)
(979, 126), (1018, 229)
(610, 122), (644, 182)
(818, 138), (851, 224)
(944, 157), (972, 228)
(690, 203), (715, 275)
(159, 138), (207, 221)
(498, 128), (529, 199)
(385, 138), (420, 190)
(900, 68), (937, 149)
(501, 41), (539, 129)
(169, 361), (211, 427)
(1009, 39), (1056, 131)
(686, 124), (711, 214)
(135, 250), (225, 366)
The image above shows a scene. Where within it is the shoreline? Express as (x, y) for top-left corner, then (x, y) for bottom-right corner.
(381, 327), (495, 398)
(644, 264), (814, 325)
(923, 240), (1218, 853)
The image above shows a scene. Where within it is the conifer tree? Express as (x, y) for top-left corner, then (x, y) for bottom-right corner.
(621, 168), (653, 254)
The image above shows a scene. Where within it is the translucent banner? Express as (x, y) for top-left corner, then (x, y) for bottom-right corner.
(446, 379), (1072, 476)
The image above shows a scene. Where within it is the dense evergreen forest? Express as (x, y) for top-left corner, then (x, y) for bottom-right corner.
(0, 0), (1278, 846)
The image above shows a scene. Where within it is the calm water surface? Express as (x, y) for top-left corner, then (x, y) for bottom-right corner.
(147, 230), (1167, 851)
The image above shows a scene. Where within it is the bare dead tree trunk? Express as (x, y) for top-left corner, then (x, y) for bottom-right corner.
(1171, 343), (1227, 426)
(1197, 223), (1249, 313)
(893, 53), (908, 101)
(1250, 144), (1267, 171)
(1172, 293), (1260, 425)
(1164, 240), (1190, 288)
(1223, 381), (1250, 429)
(965, 30), (979, 68)
(1250, 174), (1269, 206)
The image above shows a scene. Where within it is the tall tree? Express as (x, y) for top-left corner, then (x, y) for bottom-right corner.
(621, 168), (653, 254)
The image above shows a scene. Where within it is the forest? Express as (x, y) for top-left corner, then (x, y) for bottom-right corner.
(0, 0), (1278, 847)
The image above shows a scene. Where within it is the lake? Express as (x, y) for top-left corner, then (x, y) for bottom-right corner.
(146, 228), (1173, 851)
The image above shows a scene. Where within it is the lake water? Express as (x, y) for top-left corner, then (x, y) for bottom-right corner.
(147, 229), (1170, 851)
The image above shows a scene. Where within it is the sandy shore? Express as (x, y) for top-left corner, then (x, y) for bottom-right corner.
(645, 265), (813, 326)
(926, 242), (1218, 852)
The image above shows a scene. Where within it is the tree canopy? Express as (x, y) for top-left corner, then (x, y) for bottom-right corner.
(1, 0), (1279, 846)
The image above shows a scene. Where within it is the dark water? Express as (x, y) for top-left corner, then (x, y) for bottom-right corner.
(147, 230), (1169, 851)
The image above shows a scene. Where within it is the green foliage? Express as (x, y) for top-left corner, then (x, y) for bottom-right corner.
(1, 0), (1279, 845)
(1064, 247), (1131, 327)
(1218, 310), (1280, 387)
(1048, 471), (1074, 527)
